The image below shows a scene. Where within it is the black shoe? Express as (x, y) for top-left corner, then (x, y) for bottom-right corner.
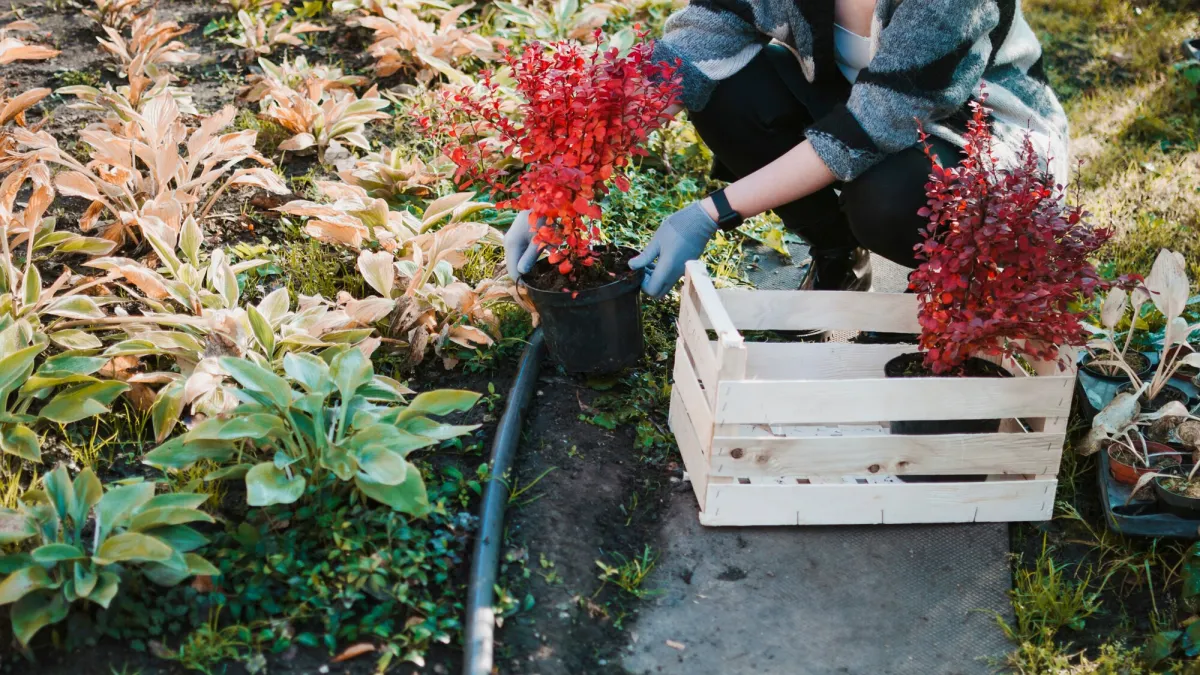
(798, 246), (873, 292)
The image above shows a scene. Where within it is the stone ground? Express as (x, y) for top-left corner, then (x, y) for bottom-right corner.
(619, 248), (1015, 675)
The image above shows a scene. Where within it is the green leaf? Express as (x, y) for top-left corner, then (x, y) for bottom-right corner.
(348, 424), (437, 457)
(355, 466), (428, 515)
(144, 437), (236, 470)
(397, 415), (480, 442)
(22, 265), (40, 308)
(0, 509), (35, 545)
(0, 345), (45, 397)
(186, 414), (285, 442)
(32, 544), (86, 563)
(137, 493), (210, 511)
(44, 464), (74, 524)
(35, 354), (107, 377)
(0, 424), (40, 462)
(95, 481), (156, 543)
(44, 295), (105, 319)
(94, 532), (174, 564)
(185, 553), (220, 576)
(1181, 543), (1200, 602)
(71, 467), (102, 526)
(0, 566), (57, 605)
(88, 571), (120, 609)
(48, 330), (103, 351)
(247, 304), (276, 357)
(73, 562), (96, 598)
(0, 553), (33, 573)
(11, 591), (68, 646)
(283, 352), (331, 395)
(1145, 630), (1182, 666)
(151, 380), (185, 444)
(130, 507), (213, 532)
(353, 447), (409, 486)
(331, 348), (372, 401)
(245, 462), (305, 507)
(396, 390), (480, 421)
(219, 357), (293, 411)
(144, 525), (208, 553)
(39, 381), (130, 424)
(204, 464), (251, 481)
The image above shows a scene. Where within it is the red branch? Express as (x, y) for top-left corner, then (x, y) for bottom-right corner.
(910, 98), (1112, 374)
(437, 32), (681, 276)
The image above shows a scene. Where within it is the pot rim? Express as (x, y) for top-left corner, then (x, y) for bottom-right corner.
(521, 266), (643, 307)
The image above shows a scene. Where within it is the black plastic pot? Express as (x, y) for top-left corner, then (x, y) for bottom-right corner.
(1080, 351), (1153, 382)
(1184, 38), (1200, 62)
(522, 263), (644, 374)
(1117, 382), (1190, 410)
(883, 353), (1011, 435)
(1153, 468), (1200, 519)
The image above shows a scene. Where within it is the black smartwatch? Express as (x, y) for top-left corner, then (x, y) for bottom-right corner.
(710, 188), (743, 231)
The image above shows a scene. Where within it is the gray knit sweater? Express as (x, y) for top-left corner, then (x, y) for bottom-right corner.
(653, 0), (1069, 183)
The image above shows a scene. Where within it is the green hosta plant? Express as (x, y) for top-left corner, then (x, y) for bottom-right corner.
(0, 317), (131, 462)
(145, 349), (479, 514)
(0, 465), (217, 646)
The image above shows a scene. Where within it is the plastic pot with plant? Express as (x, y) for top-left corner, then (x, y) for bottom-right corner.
(1084, 249), (1200, 408)
(1078, 385), (1193, 484)
(438, 33), (681, 372)
(886, 100), (1111, 435)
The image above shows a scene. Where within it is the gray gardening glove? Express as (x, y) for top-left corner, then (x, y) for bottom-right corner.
(629, 202), (719, 298)
(505, 211), (543, 281)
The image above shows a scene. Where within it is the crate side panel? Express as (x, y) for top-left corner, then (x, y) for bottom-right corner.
(715, 375), (1075, 425)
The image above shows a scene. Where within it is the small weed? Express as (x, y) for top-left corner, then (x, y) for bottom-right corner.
(538, 553), (560, 584)
(506, 467), (556, 507)
(167, 608), (260, 675)
(274, 236), (366, 299)
(1000, 536), (1103, 646)
(233, 109), (291, 157)
(54, 68), (103, 88)
(58, 418), (119, 468)
(595, 545), (658, 599)
(620, 491), (640, 527)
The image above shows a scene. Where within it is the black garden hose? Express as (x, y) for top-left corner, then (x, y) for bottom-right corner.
(463, 328), (545, 675)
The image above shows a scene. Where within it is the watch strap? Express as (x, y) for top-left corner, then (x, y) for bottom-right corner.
(710, 189), (742, 231)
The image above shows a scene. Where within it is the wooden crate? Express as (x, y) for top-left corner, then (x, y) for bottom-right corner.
(669, 261), (1074, 527)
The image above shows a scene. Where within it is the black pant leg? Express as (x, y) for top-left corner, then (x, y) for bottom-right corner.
(689, 45), (859, 251)
(840, 137), (963, 268)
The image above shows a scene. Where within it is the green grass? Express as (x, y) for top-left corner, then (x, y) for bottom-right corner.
(1004, 3), (1200, 669)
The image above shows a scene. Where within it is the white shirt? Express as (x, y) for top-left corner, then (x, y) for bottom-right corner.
(834, 23), (873, 82)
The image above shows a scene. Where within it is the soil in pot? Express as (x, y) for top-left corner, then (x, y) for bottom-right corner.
(1107, 442), (1182, 485)
(1117, 382), (1190, 410)
(1164, 345), (1199, 380)
(521, 246), (644, 374)
(884, 353), (1011, 436)
(1080, 350), (1153, 381)
(1153, 469), (1200, 519)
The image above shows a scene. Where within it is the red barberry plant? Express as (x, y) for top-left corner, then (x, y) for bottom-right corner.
(910, 99), (1111, 374)
(437, 32), (680, 276)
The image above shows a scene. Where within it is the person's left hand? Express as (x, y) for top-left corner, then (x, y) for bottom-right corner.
(629, 202), (719, 298)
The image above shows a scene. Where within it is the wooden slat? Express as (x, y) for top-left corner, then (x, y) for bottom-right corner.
(672, 338), (713, 445)
(709, 432), (1065, 477)
(676, 287), (718, 401)
(714, 374), (1075, 425)
(684, 261), (742, 345)
(715, 287), (922, 333)
(743, 342), (915, 380)
(699, 479), (1056, 526)
(669, 389), (710, 510)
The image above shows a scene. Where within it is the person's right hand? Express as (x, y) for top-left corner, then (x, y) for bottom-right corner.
(505, 211), (543, 281)
(629, 202), (719, 298)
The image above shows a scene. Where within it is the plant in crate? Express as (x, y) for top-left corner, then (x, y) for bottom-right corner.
(0, 465), (217, 646)
(1083, 249), (1200, 409)
(438, 32), (681, 372)
(896, 100), (1112, 434)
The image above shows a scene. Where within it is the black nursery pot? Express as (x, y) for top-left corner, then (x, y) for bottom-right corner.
(1117, 382), (1190, 410)
(883, 353), (1011, 435)
(521, 256), (645, 374)
(1152, 468), (1200, 519)
(1080, 350), (1153, 382)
